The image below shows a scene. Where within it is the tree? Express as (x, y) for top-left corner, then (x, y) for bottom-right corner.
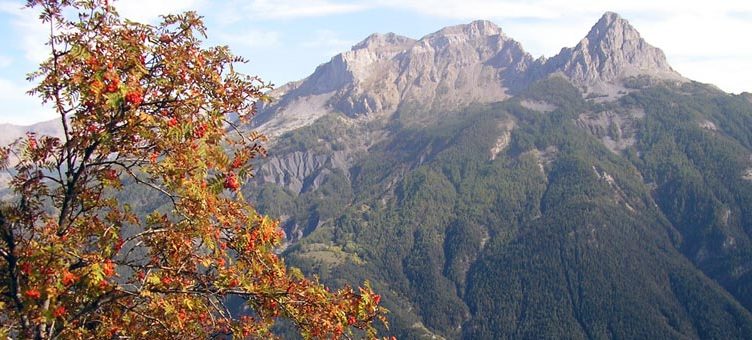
(0, 0), (386, 338)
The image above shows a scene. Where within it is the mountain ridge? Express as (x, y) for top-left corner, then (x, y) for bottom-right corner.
(253, 12), (685, 138)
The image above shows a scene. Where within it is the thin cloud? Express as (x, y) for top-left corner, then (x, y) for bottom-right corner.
(301, 30), (355, 56)
(216, 29), (281, 48)
(114, 0), (205, 23)
(674, 57), (752, 94)
(0, 77), (55, 125)
(235, 0), (368, 20)
(373, 0), (752, 20)
(0, 1), (49, 63)
(375, 0), (561, 20)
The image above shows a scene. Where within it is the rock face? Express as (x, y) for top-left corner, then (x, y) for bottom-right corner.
(254, 12), (684, 138)
(254, 20), (535, 136)
(545, 12), (683, 94)
(248, 11), (690, 200)
(386, 20), (533, 114)
(257, 150), (349, 194)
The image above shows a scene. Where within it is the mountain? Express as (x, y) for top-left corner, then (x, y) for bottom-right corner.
(545, 12), (683, 95)
(253, 12), (685, 139)
(0, 119), (63, 191)
(253, 20), (537, 138)
(0, 119), (63, 147)
(239, 11), (752, 339)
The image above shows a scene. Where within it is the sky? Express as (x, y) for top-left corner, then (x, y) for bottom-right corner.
(1, 0), (751, 125)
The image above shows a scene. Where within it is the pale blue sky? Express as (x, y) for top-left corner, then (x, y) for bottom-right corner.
(1, 0), (751, 125)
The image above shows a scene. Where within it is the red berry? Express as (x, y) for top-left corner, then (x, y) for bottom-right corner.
(86, 55), (98, 68)
(125, 90), (143, 106)
(102, 259), (116, 277)
(193, 124), (207, 138)
(103, 169), (118, 181)
(20, 262), (32, 275)
(161, 276), (173, 285)
(62, 271), (77, 285)
(53, 306), (66, 318)
(224, 172), (240, 191)
(114, 237), (124, 252)
(231, 155), (245, 169)
(27, 138), (37, 150)
(24, 289), (41, 299)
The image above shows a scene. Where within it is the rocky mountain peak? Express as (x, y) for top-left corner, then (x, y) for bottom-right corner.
(351, 32), (416, 53)
(431, 20), (504, 38)
(585, 11), (644, 51)
(590, 12), (630, 34)
(742, 92), (752, 104)
(546, 11), (684, 94)
(254, 13), (690, 136)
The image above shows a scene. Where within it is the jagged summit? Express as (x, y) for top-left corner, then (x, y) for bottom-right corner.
(546, 11), (683, 93)
(254, 12), (688, 136)
(351, 32), (416, 52)
(254, 19), (536, 136)
(589, 11), (632, 38)
(431, 20), (504, 38)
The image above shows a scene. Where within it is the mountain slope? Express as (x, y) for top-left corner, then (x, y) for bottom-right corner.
(0, 119), (63, 190)
(240, 11), (752, 339)
(250, 76), (752, 338)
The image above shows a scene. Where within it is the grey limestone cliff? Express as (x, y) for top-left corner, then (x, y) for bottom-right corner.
(545, 12), (684, 95)
(254, 20), (535, 137)
(254, 12), (685, 138)
(250, 12), (690, 193)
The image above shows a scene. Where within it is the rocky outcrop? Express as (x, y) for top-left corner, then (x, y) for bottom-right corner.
(257, 150), (349, 194)
(741, 92), (752, 104)
(249, 12), (692, 191)
(576, 108), (645, 153)
(254, 12), (687, 138)
(545, 12), (684, 94)
(388, 20), (533, 113)
(325, 20), (536, 118)
(254, 20), (537, 136)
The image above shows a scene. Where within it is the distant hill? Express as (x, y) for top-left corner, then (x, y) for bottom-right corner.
(0, 118), (63, 146)
(0, 118), (63, 191)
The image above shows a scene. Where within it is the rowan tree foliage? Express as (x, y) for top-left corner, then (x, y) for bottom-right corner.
(0, 0), (386, 338)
